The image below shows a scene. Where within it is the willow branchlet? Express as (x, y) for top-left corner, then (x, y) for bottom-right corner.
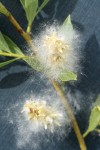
(22, 99), (63, 132)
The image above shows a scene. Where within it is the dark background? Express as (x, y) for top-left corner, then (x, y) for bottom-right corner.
(0, 0), (100, 150)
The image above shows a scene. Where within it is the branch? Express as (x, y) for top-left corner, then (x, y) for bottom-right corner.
(51, 80), (87, 150)
(0, 2), (35, 51)
(0, 3), (87, 150)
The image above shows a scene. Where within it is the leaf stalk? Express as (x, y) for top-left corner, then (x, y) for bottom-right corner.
(26, 23), (32, 33)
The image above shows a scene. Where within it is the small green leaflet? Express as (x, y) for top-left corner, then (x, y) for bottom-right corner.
(20, 0), (38, 25)
(59, 70), (77, 82)
(61, 15), (73, 31)
(83, 106), (100, 137)
(0, 58), (20, 68)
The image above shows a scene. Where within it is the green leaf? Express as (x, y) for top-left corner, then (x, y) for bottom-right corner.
(20, 0), (38, 25)
(3, 35), (23, 54)
(83, 106), (100, 137)
(0, 58), (20, 68)
(0, 32), (23, 55)
(59, 70), (77, 82)
(0, 32), (10, 52)
(36, 0), (49, 16)
(23, 57), (43, 72)
(61, 15), (73, 31)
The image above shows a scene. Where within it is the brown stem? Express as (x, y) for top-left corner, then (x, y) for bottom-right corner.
(7, 14), (36, 53)
(51, 80), (87, 150)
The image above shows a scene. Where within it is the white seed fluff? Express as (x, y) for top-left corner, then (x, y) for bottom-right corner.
(8, 91), (70, 149)
(34, 24), (80, 79)
(22, 99), (64, 132)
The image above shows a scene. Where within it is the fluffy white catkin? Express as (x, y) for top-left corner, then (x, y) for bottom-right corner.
(8, 90), (70, 149)
(34, 24), (80, 80)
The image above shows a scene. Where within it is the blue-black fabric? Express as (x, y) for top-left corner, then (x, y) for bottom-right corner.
(0, 0), (100, 150)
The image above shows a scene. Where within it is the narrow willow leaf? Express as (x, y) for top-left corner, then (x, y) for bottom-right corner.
(0, 58), (19, 68)
(83, 106), (100, 137)
(59, 70), (77, 82)
(3, 35), (23, 54)
(24, 57), (43, 72)
(36, 0), (49, 16)
(20, 0), (38, 25)
(61, 15), (73, 31)
(0, 32), (23, 55)
(0, 32), (10, 52)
